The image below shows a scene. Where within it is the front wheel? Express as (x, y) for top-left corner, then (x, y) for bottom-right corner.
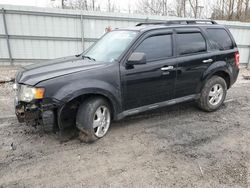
(197, 76), (227, 112)
(76, 97), (111, 142)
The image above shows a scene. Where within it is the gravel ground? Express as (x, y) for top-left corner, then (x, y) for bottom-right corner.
(0, 67), (250, 187)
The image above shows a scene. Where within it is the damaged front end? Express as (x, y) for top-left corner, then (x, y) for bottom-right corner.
(15, 102), (41, 124)
(14, 83), (61, 130)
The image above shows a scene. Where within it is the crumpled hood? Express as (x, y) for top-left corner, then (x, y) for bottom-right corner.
(16, 55), (106, 86)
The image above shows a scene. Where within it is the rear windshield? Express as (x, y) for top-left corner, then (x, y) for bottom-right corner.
(206, 28), (234, 50)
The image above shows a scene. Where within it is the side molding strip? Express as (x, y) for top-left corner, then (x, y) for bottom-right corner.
(117, 94), (199, 120)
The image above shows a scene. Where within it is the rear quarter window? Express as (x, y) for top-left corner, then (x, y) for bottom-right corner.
(206, 28), (234, 50)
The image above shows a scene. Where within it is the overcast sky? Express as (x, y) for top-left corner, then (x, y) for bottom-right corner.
(0, 0), (139, 11)
(0, 0), (50, 7)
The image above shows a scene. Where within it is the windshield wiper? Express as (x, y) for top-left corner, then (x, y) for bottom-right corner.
(82, 55), (96, 61)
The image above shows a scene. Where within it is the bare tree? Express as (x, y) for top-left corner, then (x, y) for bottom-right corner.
(136, 0), (170, 16)
(162, 0), (168, 15)
(106, 0), (117, 12)
(62, 0), (101, 11)
(221, 0), (225, 19)
(107, 0), (111, 12)
(62, 0), (65, 9)
(183, 0), (187, 17)
(236, 0), (244, 19)
(211, 0), (250, 21)
(174, 0), (187, 17)
(58, 0), (250, 21)
(137, 0), (209, 18)
(244, 0), (250, 20)
(188, 0), (199, 18)
(91, 0), (95, 11)
(227, 0), (235, 19)
(128, 0), (131, 13)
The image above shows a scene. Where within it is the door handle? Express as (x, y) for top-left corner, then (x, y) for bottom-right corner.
(161, 66), (174, 71)
(202, 59), (213, 63)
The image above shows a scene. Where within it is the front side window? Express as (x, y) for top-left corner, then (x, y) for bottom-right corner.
(85, 30), (138, 62)
(176, 32), (206, 55)
(134, 34), (173, 62)
(206, 28), (234, 50)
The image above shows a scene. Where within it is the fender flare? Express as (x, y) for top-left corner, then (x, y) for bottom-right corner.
(197, 61), (232, 93)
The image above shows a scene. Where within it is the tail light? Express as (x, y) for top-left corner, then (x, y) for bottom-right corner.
(234, 51), (240, 67)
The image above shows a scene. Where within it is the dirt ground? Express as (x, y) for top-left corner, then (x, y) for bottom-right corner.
(0, 66), (250, 188)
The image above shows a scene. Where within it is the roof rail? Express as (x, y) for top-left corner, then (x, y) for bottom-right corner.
(136, 19), (217, 26)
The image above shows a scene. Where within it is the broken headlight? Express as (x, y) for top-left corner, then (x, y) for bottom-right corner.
(18, 85), (45, 102)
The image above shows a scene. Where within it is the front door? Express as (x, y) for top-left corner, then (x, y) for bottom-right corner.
(121, 31), (177, 110)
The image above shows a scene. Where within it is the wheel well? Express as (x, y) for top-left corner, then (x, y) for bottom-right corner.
(58, 94), (115, 129)
(213, 71), (230, 89)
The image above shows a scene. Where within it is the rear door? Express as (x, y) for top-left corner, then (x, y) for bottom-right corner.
(121, 30), (177, 110)
(174, 28), (216, 98)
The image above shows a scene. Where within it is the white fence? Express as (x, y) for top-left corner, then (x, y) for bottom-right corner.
(0, 4), (250, 66)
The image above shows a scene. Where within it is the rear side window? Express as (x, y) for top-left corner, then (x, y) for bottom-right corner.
(206, 28), (234, 50)
(176, 33), (207, 55)
(134, 35), (172, 61)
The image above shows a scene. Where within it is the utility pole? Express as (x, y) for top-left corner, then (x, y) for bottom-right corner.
(197, 5), (204, 18)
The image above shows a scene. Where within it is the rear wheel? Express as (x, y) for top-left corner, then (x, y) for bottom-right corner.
(76, 97), (111, 143)
(197, 76), (227, 112)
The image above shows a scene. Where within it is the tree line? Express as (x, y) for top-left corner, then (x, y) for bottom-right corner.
(55, 0), (250, 22)
(211, 0), (249, 21)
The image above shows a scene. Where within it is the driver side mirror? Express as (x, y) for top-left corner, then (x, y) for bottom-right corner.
(127, 52), (146, 65)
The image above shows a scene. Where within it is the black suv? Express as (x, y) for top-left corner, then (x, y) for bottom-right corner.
(14, 20), (239, 142)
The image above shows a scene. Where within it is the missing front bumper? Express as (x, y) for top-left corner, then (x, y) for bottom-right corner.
(15, 102), (56, 130)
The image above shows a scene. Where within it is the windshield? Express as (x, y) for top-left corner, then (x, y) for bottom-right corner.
(84, 30), (138, 63)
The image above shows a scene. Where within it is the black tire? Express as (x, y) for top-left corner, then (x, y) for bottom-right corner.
(197, 76), (227, 112)
(76, 97), (111, 143)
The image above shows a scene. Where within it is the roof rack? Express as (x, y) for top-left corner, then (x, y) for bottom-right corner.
(136, 19), (217, 26)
